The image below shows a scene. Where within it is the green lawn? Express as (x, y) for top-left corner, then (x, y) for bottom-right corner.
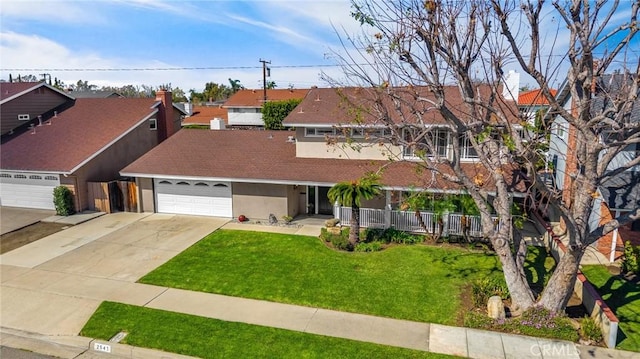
(139, 229), (504, 324)
(581, 265), (640, 352)
(81, 301), (455, 359)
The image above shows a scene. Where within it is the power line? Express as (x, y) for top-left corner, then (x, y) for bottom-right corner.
(0, 64), (349, 72)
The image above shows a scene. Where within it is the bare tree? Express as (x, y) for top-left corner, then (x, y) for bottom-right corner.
(329, 0), (639, 313)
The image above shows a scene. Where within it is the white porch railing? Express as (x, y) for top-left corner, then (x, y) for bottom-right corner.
(335, 206), (500, 238)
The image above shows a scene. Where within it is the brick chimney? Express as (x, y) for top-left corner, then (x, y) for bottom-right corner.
(155, 89), (174, 142)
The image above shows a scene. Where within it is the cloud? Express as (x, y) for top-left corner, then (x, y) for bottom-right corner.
(0, 0), (106, 24)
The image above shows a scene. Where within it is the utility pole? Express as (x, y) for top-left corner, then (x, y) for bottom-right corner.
(259, 59), (271, 102)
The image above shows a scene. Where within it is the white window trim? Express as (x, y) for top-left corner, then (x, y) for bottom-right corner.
(403, 128), (449, 159)
(460, 135), (479, 160)
(305, 127), (335, 137)
(18, 114), (30, 121)
(149, 118), (157, 130)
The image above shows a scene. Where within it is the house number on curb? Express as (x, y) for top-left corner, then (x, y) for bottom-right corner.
(94, 343), (111, 353)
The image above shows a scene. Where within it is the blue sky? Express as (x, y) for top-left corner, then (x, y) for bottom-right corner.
(0, 0), (358, 91)
(1, 0), (637, 93)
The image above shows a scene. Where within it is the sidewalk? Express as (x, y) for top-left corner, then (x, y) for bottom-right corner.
(1, 214), (637, 359)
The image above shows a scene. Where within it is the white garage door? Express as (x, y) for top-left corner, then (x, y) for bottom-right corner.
(0, 172), (60, 210)
(155, 179), (232, 217)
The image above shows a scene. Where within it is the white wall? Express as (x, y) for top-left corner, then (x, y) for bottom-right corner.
(227, 108), (263, 126)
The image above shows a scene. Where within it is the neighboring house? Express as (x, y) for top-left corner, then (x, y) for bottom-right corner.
(181, 104), (228, 127)
(121, 86), (525, 224)
(66, 90), (124, 98)
(518, 88), (557, 125)
(0, 90), (185, 211)
(547, 73), (640, 261)
(223, 88), (308, 126)
(0, 82), (75, 136)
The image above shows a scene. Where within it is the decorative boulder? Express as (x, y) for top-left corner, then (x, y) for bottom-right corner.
(269, 213), (278, 225)
(487, 295), (506, 320)
(325, 218), (340, 227)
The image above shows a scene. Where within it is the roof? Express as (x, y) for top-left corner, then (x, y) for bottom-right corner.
(1, 98), (158, 173)
(121, 129), (525, 193)
(283, 86), (520, 127)
(223, 89), (309, 108)
(592, 73), (640, 123)
(518, 89), (557, 106)
(182, 105), (228, 126)
(0, 82), (74, 103)
(600, 171), (640, 210)
(67, 90), (123, 98)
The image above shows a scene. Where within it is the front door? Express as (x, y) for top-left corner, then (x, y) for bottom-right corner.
(317, 186), (333, 215)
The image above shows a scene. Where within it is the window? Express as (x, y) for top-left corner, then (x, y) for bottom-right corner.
(460, 135), (479, 159)
(18, 114), (30, 121)
(44, 176), (58, 181)
(149, 118), (157, 130)
(0, 173), (11, 178)
(29, 175), (42, 180)
(176, 181), (189, 185)
(350, 128), (386, 138)
(255, 108), (262, 113)
(214, 183), (229, 188)
(305, 127), (335, 137)
(403, 128), (449, 158)
(194, 182), (209, 187)
(14, 174), (27, 179)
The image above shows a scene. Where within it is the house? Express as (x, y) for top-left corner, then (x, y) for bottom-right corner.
(0, 90), (185, 211)
(547, 73), (640, 261)
(121, 86), (525, 227)
(66, 90), (124, 98)
(0, 81), (75, 136)
(181, 104), (228, 127)
(518, 88), (557, 124)
(223, 88), (308, 126)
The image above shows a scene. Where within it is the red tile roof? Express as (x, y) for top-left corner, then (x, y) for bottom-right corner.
(518, 89), (557, 105)
(284, 86), (520, 127)
(182, 105), (228, 126)
(224, 89), (309, 108)
(121, 129), (524, 192)
(1, 98), (158, 173)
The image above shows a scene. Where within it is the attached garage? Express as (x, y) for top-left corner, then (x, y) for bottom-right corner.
(0, 172), (60, 210)
(154, 179), (232, 217)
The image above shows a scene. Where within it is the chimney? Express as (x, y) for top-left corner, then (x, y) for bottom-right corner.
(155, 89), (174, 142)
(502, 70), (520, 102)
(210, 118), (225, 130)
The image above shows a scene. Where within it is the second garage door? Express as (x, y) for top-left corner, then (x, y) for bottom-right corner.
(155, 179), (232, 217)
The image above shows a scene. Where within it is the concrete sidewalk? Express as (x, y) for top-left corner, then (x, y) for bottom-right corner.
(1, 214), (637, 359)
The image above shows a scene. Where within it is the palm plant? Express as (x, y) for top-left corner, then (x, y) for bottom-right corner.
(328, 174), (382, 247)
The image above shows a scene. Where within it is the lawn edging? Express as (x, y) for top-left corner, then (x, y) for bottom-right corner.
(532, 211), (619, 348)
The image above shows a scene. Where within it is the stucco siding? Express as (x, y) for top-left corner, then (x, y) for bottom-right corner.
(227, 108), (263, 126)
(232, 182), (289, 219)
(138, 177), (155, 213)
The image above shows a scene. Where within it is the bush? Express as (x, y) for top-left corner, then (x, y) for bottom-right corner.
(53, 186), (75, 216)
(364, 227), (423, 244)
(622, 241), (640, 275)
(580, 316), (603, 343)
(354, 241), (383, 252)
(319, 227), (352, 251)
(262, 99), (302, 130)
(471, 277), (510, 308)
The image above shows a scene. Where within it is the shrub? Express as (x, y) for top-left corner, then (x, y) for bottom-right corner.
(53, 186), (75, 216)
(621, 241), (640, 275)
(262, 99), (302, 130)
(579, 316), (603, 343)
(282, 215), (293, 223)
(364, 227), (423, 244)
(354, 241), (383, 252)
(319, 227), (352, 251)
(471, 277), (510, 308)
(325, 218), (340, 227)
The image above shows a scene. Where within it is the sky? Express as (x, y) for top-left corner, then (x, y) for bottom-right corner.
(0, 0), (360, 92)
(1, 0), (638, 94)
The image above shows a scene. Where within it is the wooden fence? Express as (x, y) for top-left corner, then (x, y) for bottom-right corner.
(87, 180), (137, 213)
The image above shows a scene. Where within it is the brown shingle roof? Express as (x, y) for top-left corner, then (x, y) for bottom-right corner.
(224, 89), (309, 108)
(1, 98), (157, 173)
(121, 129), (524, 192)
(284, 86), (520, 126)
(182, 105), (228, 126)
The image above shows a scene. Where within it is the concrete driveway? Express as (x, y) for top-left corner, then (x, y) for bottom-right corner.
(0, 213), (228, 337)
(0, 207), (55, 235)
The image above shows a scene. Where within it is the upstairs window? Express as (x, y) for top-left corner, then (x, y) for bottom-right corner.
(18, 114), (30, 121)
(460, 135), (479, 159)
(403, 128), (449, 159)
(149, 118), (157, 130)
(305, 127), (335, 137)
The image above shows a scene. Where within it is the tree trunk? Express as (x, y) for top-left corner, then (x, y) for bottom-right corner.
(350, 204), (361, 247)
(490, 226), (535, 312)
(415, 209), (430, 234)
(538, 248), (582, 312)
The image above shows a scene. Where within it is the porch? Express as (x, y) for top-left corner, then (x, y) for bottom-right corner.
(334, 206), (500, 238)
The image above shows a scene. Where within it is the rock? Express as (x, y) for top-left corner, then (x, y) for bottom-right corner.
(269, 213), (278, 225)
(487, 296), (506, 320)
(325, 218), (340, 227)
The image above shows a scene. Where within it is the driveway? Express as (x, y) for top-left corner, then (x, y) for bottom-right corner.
(0, 213), (228, 337)
(0, 207), (55, 235)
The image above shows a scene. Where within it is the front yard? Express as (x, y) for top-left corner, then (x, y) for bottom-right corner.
(139, 229), (505, 324)
(581, 265), (640, 352)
